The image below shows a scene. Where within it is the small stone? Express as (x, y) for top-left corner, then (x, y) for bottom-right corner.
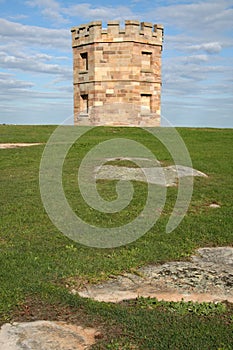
(209, 203), (221, 208)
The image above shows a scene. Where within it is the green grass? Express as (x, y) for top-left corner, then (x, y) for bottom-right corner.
(0, 125), (232, 349)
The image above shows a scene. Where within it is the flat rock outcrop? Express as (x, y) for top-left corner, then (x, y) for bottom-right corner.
(76, 247), (233, 303)
(0, 321), (97, 350)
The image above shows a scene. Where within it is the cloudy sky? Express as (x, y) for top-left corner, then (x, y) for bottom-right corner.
(0, 0), (232, 127)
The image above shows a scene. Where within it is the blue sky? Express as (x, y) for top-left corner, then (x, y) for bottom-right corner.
(0, 0), (232, 127)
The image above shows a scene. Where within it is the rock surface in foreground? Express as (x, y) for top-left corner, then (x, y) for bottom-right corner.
(77, 247), (233, 303)
(0, 321), (97, 350)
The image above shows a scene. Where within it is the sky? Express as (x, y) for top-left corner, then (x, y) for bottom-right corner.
(0, 0), (232, 127)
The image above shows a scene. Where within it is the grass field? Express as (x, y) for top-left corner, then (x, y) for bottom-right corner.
(0, 125), (232, 349)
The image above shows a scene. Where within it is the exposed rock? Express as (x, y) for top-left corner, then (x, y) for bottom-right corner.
(75, 247), (233, 303)
(0, 321), (97, 350)
(0, 143), (42, 149)
(192, 247), (233, 266)
(1, 248), (232, 349)
(209, 203), (221, 208)
(95, 162), (207, 187)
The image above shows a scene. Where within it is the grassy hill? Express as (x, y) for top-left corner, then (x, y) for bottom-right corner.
(0, 125), (232, 349)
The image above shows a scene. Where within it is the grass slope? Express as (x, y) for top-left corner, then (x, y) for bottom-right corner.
(0, 125), (232, 349)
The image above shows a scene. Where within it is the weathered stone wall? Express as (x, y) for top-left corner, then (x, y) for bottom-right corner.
(71, 20), (163, 126)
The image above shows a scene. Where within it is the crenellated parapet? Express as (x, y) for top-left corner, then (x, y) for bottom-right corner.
(71, 20), (163, 47)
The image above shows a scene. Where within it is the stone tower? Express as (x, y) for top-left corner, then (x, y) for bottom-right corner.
(71, 20), (163, 126)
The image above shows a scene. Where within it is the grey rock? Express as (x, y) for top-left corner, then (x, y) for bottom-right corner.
(77, 247), (233, 303)
(0, 321), (97, 350)
(209, 203), (221, 208)
(192, 247), (233, 266)
(95, 162), (207, 187)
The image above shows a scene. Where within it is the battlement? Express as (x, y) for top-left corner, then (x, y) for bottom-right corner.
(71, 20), (163, 47)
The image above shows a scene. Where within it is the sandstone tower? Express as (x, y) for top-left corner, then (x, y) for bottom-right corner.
(71, 20), (163, 126)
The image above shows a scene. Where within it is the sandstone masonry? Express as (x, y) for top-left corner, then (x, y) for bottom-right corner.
(71, 20), (163, 126)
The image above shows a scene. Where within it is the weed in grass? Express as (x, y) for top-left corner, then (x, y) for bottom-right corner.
(127, 297), (227, 316)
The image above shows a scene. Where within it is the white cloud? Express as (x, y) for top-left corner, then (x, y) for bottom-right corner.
(153, 0), (233, 35)
(25, 0), (135, 25)
(34, 53), (53, 61)
(187, 42), (222, 54)
(0, 50), (72, 78)
(182, 54), (209, 64)
(0, 16), (72, 122)
(25, 0), (67, 24)
(151, 0), (233, 128)
(0, 72), (34, 91)
(8, 14), (28, 20)
(162, 53), (228, 98)
(25, 0), (136, 23)
(65, 4), (135, 22)
(0, 18), (70, 50)
(0, 73), (36, 108)
(26, 0), (59, 8)
(0, 78), (71, 103)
